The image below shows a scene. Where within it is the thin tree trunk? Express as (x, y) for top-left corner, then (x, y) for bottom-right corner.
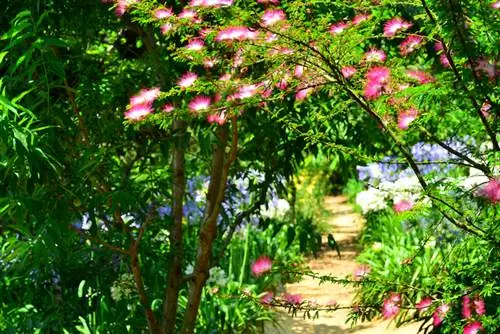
(180, 125), (230, 334)
(162, 119), (187, 334)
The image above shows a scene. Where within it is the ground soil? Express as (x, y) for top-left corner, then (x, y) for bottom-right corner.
(264, 196), (422, 334)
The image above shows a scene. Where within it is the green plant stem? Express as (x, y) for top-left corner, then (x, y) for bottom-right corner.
(239, 225), (251, 287)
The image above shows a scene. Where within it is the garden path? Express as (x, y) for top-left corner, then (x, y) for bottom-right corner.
(265, 196), (421, 334)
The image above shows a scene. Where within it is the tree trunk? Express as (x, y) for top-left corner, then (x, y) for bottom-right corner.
(162, 120), (187, 334)
(180, 125), (229, 334)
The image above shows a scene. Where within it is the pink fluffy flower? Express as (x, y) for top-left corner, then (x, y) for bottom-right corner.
(154, 7), (173, 19)
(464, 322), (483, 334)
(416, 297), (433, 313)
(196, 0), (234, 6)
(384, 17), (412, 37)
(261, 9), (286, 26)
(188, 95), (211, 112)
(178, 72), (198, 88)
(367, 66), (390, 82)
(295, 87), (312, 101)
(161, 24), (173, 34)
(124, 104), (153, 121)
(251, 256), (272, 276)
(407, 70), (434, 84)
(260, 291), (274, 304)
(400, 35), (423, 56)
(129, 87), (161, 106)
(294, 65), (304, 78)
(475, 58), (497, 80)
(215, 26), (258, 42)
(178, 9), (198, 21)
(353, 13), (370, 25)
(440, 54), (451, 68)
(473, 298), (486, 316)
(204, 58), (217, 69)
(364, 66), (390, 100)
(186, 39), (205, 51)
(479, 179), (500, 203)
(397, 108), (418, 130)
(329, 22), (349, 35)
(115, 0), (139, 17)
(341, 66), (357, 78)
(492, 1), (500, 9)
(162, 103), (174, 112)
(353, 264), (371, 281)
(382, 293), (401, 319)
(284, 293), (303, 305)
(233, 84), (259, 99)
(207, 110), (226, 125)
(462, 295), (473, 318)
(433, 303), (450, 326)
(219, 73), (232, 81)
(365, 49), (386, 62)
(276, 78), (288, 90)
(393, 199), (414, 212)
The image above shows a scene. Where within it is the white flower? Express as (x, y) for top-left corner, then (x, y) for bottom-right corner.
(207, 267), (229, 287)
(372, 242), (383, 250)
(392, 176), (422, 193)
(355, 188), (388, 214)
(185, 264), (194, 275)
(260, 198), (290, 219)
(81, 214), (92, 230)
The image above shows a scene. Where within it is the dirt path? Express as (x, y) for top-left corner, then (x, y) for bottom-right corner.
(264, 196), (421, 334)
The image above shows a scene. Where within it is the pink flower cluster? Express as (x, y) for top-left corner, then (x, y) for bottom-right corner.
(341, 66), (357, 79)
(207, 110), (227, 125)
(260, 291), (274, 304)
(415, 297), (433, 313)
(478, 178), (500, 203)
(433, 303), (449, 326)
(329, 13), (370, 36)
(397, 108), (418, 130)
(399, 35), (423, 56)
(365, 49), (386, 63)
(475, 58), (498, 80)
(189, 0), (233, 7)
(115, 0), (139, 17)
(462, 295), (486, 318)
(124, 87), (160, 121)
(384, 17), (412, 37)
(283, 293), (303, 305)
(188, 95), (211, 112)
(251, 256), (272, 276)
(434, 41), (451, 68)
(261, 9), (286, 26)
(462, 294), (486, 334)
(186, 38), (205, 51)
(353, 264), (371, 281)
(364, 66), (390, 100)
(329, 22), (349, 35)
(215, 26), (259, 42)
(393, 198), (414, 212)
(382, 292), (400, 318)
(178, 72), (198, 88)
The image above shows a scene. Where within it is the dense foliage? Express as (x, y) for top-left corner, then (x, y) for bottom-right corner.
(1, 0), (498, 333)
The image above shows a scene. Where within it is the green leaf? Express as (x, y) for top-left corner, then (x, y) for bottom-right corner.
(13, 128), (28, 150)
(0, 51), (8, 64)
(78, 280), (86, 298)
